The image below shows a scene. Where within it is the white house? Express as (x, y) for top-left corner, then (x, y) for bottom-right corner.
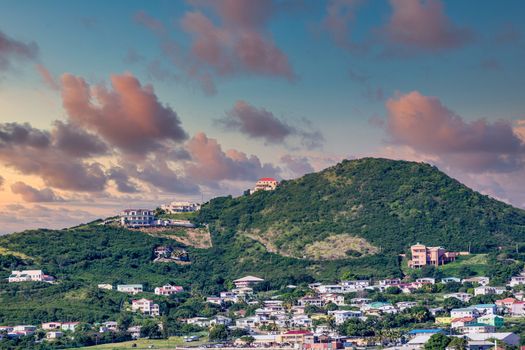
(46, 331), (63, 340)
(161, 201), (201, 213)
(509, 275), (525, 287)
(444, 292), (473, 303)
(233, 275), (264, 288)
(328, 310), (362, 325)
(98, 284), (113, 290)
(117, 284), (143, 295)
(298, 296), (323, 307)
(120, 209), (155, 227)
(8, 270), (55, 283)
(42, 322), (62, 330)
(463, 277), (490, 286)
(466, 333), (520, 346)
(61, 322), (80, 332)
(474, 286), (506, 296)
(131, 299), (160, 316)
(154, 284), (183, 295)
(451, 308), (479, 318)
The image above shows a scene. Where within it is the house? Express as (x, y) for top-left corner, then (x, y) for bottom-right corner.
(408, 243), (467, 268)
(131, 298), (160, 316)
(416, 277), (436, 284)
(328, 310), (362, 325)
(233, 275), (264, 288)
(161, 201), (201, 213)
(474, 286), (506, 296)
(185, 317), (211, 328)
(298, 296), (323, 307)
(321, 293), (346, 306)
(466, 333), (520, 346)
(120, 209), (155, 227)
(509, 275), (525, 287)
(13, 325), (37, 333)
(459, 323), (496, 334)
(442, 277), (462, 283)
(117, 284), (143, 295)
(451, 308), (479, 318)
(206, 297), (223, 305)
(61, 322), (80, 331)
(396, 301), (418, 311)
(340, 280), (371, 291)
(99, 321), (118, 333)
(444, 292), (473, 302)
(42, 322), (62, 330)
(496, 297), (517, 309)
(276, 330), (314, 345)
(407, 329), (444, 338)
(451, 316), (477, 329)
(478, 314), (504, 328)
(46, 331), (63, 340)
(97, 284), (113, 290)
(379, 278), (402, 287)
(210, 316), (232, 326)
(8, 270), (55, 283)
(463, 277), (490, 286)
(510, 301), (525, 316)
(362, 302), (397, 314)
(235, 316), (260, 329)
(471, 304), (497, 315)
(154, 284), (183, 295)
(435, 317), (452, 325)
(251, 178), (278, 193)
(128, 326), (142, 339)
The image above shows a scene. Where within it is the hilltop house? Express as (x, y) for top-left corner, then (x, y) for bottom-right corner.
(8, 270), (55, 283)
(161, 201), (201, 213)
(117, 284), (143, 295)
(131, 298), (160, 316)
(233, 275), (264, 288)
(154, 284), (184, 295)
(251, 178), (278, 194)
(408, 243), (468, 268)
(120, 209), (155, 227)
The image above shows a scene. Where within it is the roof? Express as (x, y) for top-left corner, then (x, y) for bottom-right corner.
(472, 304), (497, 308)
(258, 177), (277, 182)
(233, 275), (264, 283)
(408, 329), (443, 334)
(284, 330), (313, 335)
(467, 333), (516, 341)
(407, 335), (433, 345)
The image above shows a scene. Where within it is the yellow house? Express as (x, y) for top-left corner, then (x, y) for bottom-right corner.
(310, 314), (328, 321)
(435, 317), (452, 325)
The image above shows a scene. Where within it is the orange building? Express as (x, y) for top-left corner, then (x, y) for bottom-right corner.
(409, 243), (467, 268)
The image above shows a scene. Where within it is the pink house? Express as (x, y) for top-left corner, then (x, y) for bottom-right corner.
(154, 284), (184, 296)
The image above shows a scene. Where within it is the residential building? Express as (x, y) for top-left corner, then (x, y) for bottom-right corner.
(131, 298), (160, 316)
(120, 209), (155, 227)
(509, 275), (525, 287)
(251, 177), (278, 193)
(206, 297), (223, 305)
(46, 331), (63, 340)
(496, 297), (518, 309)
(451, 308), (479, 318)
(442, 277), (462, 283)
(276, 330), (314, 345)
(128, 326), (142, 340)
(161, 201), (201, 213)
(466, 333), (520, 346)
(471, 304), (497, 315)
(444, 292), (473, 302)
(463, 277), (490, 286)
(474, 286), (506, 296)
(321, 293), (345, 306)
(328, 310), (362, 325)
(61, 322), (80, 332)
(510, 301), (525, 316)
(298, 296), (323, 307)
(117, 284), (143, 295)
(233, 275), (264, 288)
(42, 322), (62, 330)
(478, 314), (504, 327)
(408, 243), (467, 268)
(8, 270), (55, 283)
(154, 284), (183, 295)
(416, 277), (436, 284)
(97, 284), (113, 290)
(459, 323), (496, 334)
(451, 316), (477, 329)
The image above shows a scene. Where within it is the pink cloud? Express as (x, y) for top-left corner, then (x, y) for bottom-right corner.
(321, 0), (367, 52)
(0, 30), (38, 71)
(382, 0), (472, 52)
(185, 132), (279, 186)
(11, 181), (63, 202)
(61, 72), (188, 155)
(385, 91), (525, 172)
(35, 64), (59, 90)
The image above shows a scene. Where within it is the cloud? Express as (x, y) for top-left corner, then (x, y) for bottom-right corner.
(0, 30), (38, 72)
(11, 181), (63, 202)
(280, 155), (314, 177)
(321, 0), (367, 52)
(35, 64), (60, 90)
(385, 91), (525, 172)
(61, 72), (188, 156)
(217, 100), (324, 149)
(0, 122), (108, 192)
(381, 0), (472, 52)
(0, 175), (4, 189)
(185, 132), (279, 186)
(134, 10), (166, 34)
(107, 166), (139, 193)
(51, 121), (108, 158)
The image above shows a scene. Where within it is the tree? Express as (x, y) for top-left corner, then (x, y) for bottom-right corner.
(240, 336), (255, 345)
(209, 324), (229, 342)
(424, 334), (450, 350)
(448, 337), (468, 350)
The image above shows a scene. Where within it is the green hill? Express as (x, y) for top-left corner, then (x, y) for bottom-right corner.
(197, 158), (525, 258)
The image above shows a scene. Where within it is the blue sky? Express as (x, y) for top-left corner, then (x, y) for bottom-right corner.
(0, 0), (524, 233)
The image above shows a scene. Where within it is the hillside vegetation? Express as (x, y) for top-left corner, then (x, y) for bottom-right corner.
(197, 158), (525, 258)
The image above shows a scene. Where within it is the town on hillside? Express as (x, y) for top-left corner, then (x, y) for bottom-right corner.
(4, 243), (525, 349)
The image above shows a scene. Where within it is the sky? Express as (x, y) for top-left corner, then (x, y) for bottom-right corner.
(0, 0), (525, 234)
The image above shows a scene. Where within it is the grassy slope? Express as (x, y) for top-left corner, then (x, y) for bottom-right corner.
(73, 335), (208, 350)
